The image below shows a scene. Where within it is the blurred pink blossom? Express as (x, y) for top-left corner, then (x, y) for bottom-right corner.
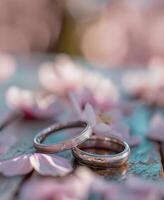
(0, 0), (63, 53)
(81, 14), (129, 67)
(39, 54), (84, 96)
(96, 176), (164, 200)
(69, 92), (140, 146)
(79, 0), (164, 67)
(0, 54), (15, 83)
(18, 167), (96, 200)
(147, 114), (164, 142)
(18, 170), (164, 200)
(6, 86), (64, 120)
(39, 54), (119, 109)
(122, 58), (164, 106)
(0, 153), (72, 177)
(75, 85), (119, 113)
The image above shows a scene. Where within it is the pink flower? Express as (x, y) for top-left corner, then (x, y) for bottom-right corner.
(18, 177), (60, 200)
(81, 13), (129, 67)
(69, 92), (140, 146)
(39, 54), (84, 96)
(0, 54), (15, 83)
(18, 167), (96, 200)
(75, 85), (119, 112)
(17, 167), (164, 200)
(122, 58), (164, 106)
(6, 86), (64, 120)
(0, 153), (72, 177)
(39, 54), (119, 110)
(147, 114), (164, 142)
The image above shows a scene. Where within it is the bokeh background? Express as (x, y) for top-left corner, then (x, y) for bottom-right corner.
(1, 0), (164, 68)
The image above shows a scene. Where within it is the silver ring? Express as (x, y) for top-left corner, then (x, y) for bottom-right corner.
(72, 136), (130, 168)
(34, 121), (92, 153)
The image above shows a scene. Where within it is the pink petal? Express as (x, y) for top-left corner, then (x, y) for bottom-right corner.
(69, 92), (97, 127)
(94, 122), (140, 147)
(22, 99), (63, 120)
(111, 122), (141, 146)
(18, 177), (57, 200)
(6, 87), (63, 120)
(64, 167), (96, 199)
(83, 103), (96, 127)
(126, 176), (164, 198)
(94, 123), (122, 139)
(110, 122), (130, 141)
(126, 136), (141, 147)
(68, 92), (82, 118)
(19, 168), (95, 200)
(148, 131), (164, 142)
(148, 114), (164, 142)
(0, 154), (33, 176)
(30, 153), (72, 176)
(78, 87), (97, 109)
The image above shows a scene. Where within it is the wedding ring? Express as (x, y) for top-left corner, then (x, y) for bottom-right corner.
(72, 135), (130, 168)
(34, 121), (92, 153)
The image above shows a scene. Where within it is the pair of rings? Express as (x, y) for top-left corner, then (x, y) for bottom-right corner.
(34, 121), (130, 168)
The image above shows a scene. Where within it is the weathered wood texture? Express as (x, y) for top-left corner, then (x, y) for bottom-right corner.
(0, 59), (163, 199)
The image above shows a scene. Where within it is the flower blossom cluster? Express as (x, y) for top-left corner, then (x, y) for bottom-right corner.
(6, 86), (64, 119)
(122, 58), (164, 106)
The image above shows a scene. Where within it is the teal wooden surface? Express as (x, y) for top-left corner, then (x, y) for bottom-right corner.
(0, 57), (163, 199)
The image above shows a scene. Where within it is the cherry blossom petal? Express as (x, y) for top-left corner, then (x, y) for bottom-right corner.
(69, 92), (97, 126)
(6, 87), (63, 120)
(82, 103), (96, 127)
(19, 167), (96, 200)
(68, 92), (83, 119)
(122, 61), (164, 106)
(18, 177), (58, 200)
(110, 123), (130, 140)
(40, 55), (119, 112)
(39, 55), (84, 95)
(148, 114), (164, 142)
(65, 167), (96, 200)
(77, 87), (97, 109)
(125, 176), (164, 199)
(0, 154), (33, 176)
(127, 136), (141, 147)
(30, 153), (72, 176)
(94, 122), (140, 146)
(94, 123), (122, 139)
(95, 175), (164, 200)
(110, 122), (141, 146)
(78, 74), (119, 112)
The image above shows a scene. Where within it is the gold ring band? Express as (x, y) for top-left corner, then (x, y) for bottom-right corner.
(34, 121), (92, 153)
(72, 135), (130, 168)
